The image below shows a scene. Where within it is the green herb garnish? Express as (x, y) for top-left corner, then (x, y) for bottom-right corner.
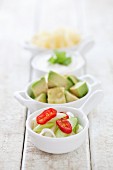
(48, 51), (72, 66)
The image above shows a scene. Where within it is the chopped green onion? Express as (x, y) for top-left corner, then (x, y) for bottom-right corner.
(48, 51), (72, 66)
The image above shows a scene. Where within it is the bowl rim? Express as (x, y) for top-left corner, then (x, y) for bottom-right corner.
(26, 106), (89, 141)
(31, 51), (85, 74)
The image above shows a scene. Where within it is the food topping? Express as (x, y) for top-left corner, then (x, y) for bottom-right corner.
(32, 108), (83, 138)
(48, 51), (72, 66)
(30, 71), (88, 104)
(32, 28), (81, 49)
(56, 119), (72, 134)
(36, 108), (57, 125)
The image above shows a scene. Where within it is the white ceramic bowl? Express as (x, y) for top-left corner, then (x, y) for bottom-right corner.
(26, 90), (103, 154)
(14, 74), (101, 113)
(31, 51), (85, 77)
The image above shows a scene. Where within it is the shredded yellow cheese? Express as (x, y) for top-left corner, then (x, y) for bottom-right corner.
(32, 28), (81, 49)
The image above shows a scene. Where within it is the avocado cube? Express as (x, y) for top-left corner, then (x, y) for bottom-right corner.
(67, 75), (79, 85)
(55, 128), (69, 138)
(33, 122), (54, 133)
(48, 87), (66, 104)
(65, 91), (78, 103)
(66, 78), (73, 90)
(70, 81), (88, 98)
(30, 90), (35, 99)
(48, 71), (73, 90)
(35, 93), (47, 103)
(31, 77), (47, 97)
(75, 124), (83, 133)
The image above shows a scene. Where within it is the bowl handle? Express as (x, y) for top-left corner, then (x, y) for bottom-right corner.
(79, 90), (104, 115)
(14, 91), (32, 107)
(80, 74), (101, 91)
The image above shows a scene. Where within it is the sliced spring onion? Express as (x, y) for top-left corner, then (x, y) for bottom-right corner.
(40, 128), (56, 137)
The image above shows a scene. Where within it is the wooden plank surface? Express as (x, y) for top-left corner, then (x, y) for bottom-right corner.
(0, 0), (34, 169)
(87, 45), (113, 170)
(22, 133), (90, 170)
(22, 0), (113, 170)
(22, 67), (91, 170)
(1, 0), (113, 169)
(0, 39), (30, 170)
(88, 52), (113, 170)
(86, 0), (113, 169)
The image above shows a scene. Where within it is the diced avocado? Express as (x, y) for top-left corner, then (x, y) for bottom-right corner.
(35, 93), (47, 103)
(64, 75), (68, 79)
(54, 125), (59, 134)
(70, 81), (88, 98)
(48, 71), (73, 90)
(68, 117), (78, 132)
(67, 75), (79, 85)
(75, 124), (83, 133)
(48, 71), (66, 88)
(66, 78), (73, 90)
(65, 91), (78, 103)
(30, 90), (35, 99)
(31, 77), (47, 97)
(33, 122), (54, 133)
(55, 128), (69, 138)
(48, 87), (66, 104)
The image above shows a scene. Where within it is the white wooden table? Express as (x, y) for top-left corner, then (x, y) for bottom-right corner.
(0, 0), (113, 169)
